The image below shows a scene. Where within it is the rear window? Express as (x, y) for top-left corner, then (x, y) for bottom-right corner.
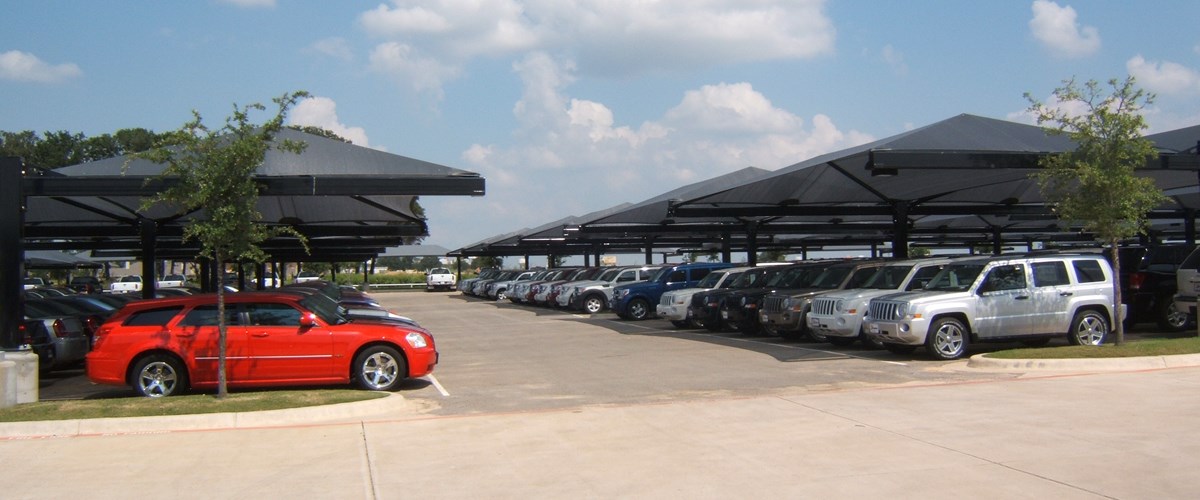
(1032, 261), (1070, 287)
(1072, 259), (1107, 283)
(123, 306), (184, 326)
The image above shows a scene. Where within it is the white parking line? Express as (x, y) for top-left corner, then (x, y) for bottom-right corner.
(425, 374), (451, 397)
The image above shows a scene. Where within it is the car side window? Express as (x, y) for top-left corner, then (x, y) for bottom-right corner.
(1072, 259), (1107, 283)
(1031, 261), (1070, 287)
(123, 307), (184, 326)
(691, 268), (712, 281)
(178, 305), (240, 327)
(980, 264), (1026, 292)
(617, 271), (635, 283)
(906, 265), (943, 291)
(846, 267), (878, 289)
(246, 303), (302, 326)
(667, 270), (686, 282)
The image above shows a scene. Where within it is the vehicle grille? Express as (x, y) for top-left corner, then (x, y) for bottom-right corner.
(762, 295), (787, 314)
(869, 300), (903, 321)
(660, 294), (673, 306)
(810, 297), (837, 316)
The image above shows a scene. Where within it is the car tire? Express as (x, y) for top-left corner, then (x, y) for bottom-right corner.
(883, 343), (917, 355)
(670, 320), (691, 329)
(859, 330), (885, 350)
(703, 314), (724, 332)
(1157, 300), (1189, 333)
(496, 289), (507, 301)
(354, 345), (407, 391)
(805, 328), (827, 343)
(925, 317), (969, 360)
(132, 354), (188, 397)
(582, 295), (606, 314)
(626, 298), (651, 321)
(1068, 310), (1108, 346)
(827, 336), (856, 347)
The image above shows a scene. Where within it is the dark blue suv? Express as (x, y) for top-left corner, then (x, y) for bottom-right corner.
(610, 262), (734, 320)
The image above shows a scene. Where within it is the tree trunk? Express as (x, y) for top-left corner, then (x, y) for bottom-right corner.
(216, 250), (228, 398)
(1109, 240), (1124, 346)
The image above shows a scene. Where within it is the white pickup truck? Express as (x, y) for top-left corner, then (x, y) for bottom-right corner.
(425, 267), (456, 291)
(109, 275), (143, 294)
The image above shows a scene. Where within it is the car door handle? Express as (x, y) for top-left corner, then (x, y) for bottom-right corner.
(251, 332), (270, 337)
(1059, 291), (1074, 297)
(1015, 295), (1030, 300)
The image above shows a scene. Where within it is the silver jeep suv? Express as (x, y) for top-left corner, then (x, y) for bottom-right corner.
(863, 253), (1118, 360)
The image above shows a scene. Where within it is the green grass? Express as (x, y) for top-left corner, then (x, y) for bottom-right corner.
(986, 335), (1200, 359)
(0, 389), (386, 423)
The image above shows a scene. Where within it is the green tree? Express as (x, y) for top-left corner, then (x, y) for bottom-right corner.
(475, 256), (503, 269)
(417, 255), (442, 270)
(1025, 77), (1168, 345)
(134, 91), (311, 397)
(907, 245), (931, 258)
(758, 249), (788, 263)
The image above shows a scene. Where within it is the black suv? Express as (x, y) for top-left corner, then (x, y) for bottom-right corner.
(1118, 244), (1193, 332)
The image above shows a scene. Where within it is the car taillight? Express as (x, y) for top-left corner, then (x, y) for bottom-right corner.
(92, 325), (113, 350)
(1129, 272), (1145, 291)
(19, 323), (32, 344)
(85, 316), (102, 334)
(52, 319), (67, 338)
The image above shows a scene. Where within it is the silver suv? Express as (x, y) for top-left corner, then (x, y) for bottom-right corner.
(863, 253), (1118, 360)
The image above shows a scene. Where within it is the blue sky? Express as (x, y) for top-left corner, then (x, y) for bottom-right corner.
(4, 0), (1200, 256)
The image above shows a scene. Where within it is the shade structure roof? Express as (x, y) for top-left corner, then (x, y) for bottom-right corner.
(459, 113), (1200, 261)
(21, 128), (485, 262)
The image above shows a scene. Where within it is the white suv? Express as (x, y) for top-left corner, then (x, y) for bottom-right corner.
(1172, 247), (1200, 323)
(863, 253), (1118, 360)
(808, 258), (957, 348)
(658, 266), (755, 328)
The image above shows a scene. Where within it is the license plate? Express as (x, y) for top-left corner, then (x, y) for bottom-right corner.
(868, 324), (879, 334)
(808, 316), (819, 327)
(721, 311), (729, 319)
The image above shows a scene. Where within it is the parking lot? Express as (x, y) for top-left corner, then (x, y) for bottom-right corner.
(9, 290), (1200, 498)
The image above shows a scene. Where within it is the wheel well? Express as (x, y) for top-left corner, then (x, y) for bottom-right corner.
(928, 313), (974, 340)
(126, 350), (187, 386)
(349, 342), (409, 379)
(1072, 305), (1113, 326)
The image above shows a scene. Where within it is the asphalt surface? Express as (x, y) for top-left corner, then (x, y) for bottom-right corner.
(4, 291), (1200, 498)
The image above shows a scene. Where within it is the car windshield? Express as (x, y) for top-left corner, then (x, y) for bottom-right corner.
(924, 264), (986, 292)
(763, 266), (796, 287)
(594, 268), (621, 281)
(298, 294), (348, 325)
(696, 270), (728, 288)
(863, 265), (915, 289)
(729, 268), (772, 288)
(807, 266), (853, 289)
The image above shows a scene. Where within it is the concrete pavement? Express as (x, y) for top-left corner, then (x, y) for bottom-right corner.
(1, 364), (1198, 498)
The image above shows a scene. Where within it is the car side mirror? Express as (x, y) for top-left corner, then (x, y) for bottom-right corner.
(300, 313), (317, 328)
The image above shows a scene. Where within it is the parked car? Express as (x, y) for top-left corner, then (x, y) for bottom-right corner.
(1117, 244), (1192, 331)
(109, 275), (143, 294)
(693, 263), (819, 333)
(22, 277), (46, 290)
(610, 262), (734, 320)
(68, 276), (102, 294)
(425, 267), (457, 292)
(22, 306), (90, 373)
(560, 265), (662, 313)
(458, 268), (500, 294)
(806, 258), (958, 347)
(658, 266), (753, 328)
(86, 291), (439, 397)
(157, 274), (187, 288)
(755, 260), (888, 340)
(864, 253), (1118, 360)
(543, 268), (606, 307)
(294, 271), (323, 283)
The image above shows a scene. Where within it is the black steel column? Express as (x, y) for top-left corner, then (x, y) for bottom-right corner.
(1, 157), (24, 348)
(139, 219), (158, 299)
(992, 227), (1003, 255)
(892, 201), (910, 260)
(1186, 208), (1196, 247)
(721, 231), (732, 264)
(745, 222), (758, 267)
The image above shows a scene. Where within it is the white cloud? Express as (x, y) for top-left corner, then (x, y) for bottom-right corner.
(287, 96), (376, 149)
(1127, 55), (1200, 95)
(216, 0), (275, 7)
(881, 44), (908, 76)
(368, 41), (461, 97)
(309, 37), (354, 61)
(458, 54), (872, 236)
(1029, 0), (1100, 58)
(359, 0), (835, 95)
(0, 50), (82, 83)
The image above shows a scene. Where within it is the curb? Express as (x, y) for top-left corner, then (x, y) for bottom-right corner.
(0, 392), (412, 440)
(966, 352), (1200, 371)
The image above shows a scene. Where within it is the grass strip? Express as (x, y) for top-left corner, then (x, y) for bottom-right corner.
(0, 389), (386, 423)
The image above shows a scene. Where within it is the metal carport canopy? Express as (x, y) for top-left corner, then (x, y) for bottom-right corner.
(3, 128), (485, 348)
(668, 114), (1200, 258)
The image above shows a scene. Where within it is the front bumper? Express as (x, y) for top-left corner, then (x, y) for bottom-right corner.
(864, 318), (930, 345)
(805, 313), (860, 338)
(657, 304), (688, 322)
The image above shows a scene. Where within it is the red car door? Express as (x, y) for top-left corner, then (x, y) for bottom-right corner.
(244, 301), (336, 382)
(173, 304), (252, 383)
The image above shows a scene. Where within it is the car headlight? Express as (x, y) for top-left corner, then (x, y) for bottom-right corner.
(616, 289), (630, 299)
(833, 299), (845, 313)
(405, 331), (429, 348)
(673, 295), (687, 305)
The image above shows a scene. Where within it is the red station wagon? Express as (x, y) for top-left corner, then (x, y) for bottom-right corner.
(86, 292), (438, 397)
